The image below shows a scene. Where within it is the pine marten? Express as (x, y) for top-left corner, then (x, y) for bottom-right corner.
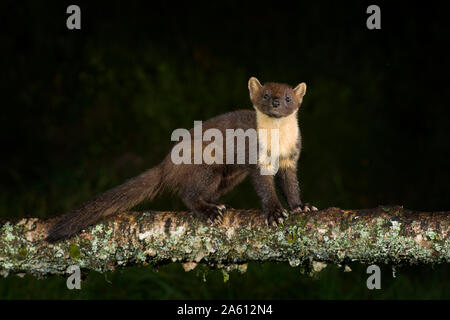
(46, 77), (317, 242)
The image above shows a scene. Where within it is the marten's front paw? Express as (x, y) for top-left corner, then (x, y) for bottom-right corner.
(291, 203), (318, 213)
(265, 207), (289, 227)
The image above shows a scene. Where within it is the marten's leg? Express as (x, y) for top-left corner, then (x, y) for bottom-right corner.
(179, 167), (226, 223)
(250, 168), (288, 226)
(205, 170), (248, 212)
(276, 166), (318, 212)
(275, 166), (301, 210)
(210, 170), (248, 203)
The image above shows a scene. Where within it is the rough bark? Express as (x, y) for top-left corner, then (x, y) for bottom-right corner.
(0, 206), (449, 278)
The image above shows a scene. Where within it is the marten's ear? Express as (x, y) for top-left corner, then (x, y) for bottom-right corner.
(293, 82), (307, 100)
(248, 77), (262, 100)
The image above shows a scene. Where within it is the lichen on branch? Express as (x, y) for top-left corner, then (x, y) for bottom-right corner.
(0, 206), (449, 278)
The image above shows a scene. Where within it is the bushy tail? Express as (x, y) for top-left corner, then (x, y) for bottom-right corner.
(46, 165), (163, 242)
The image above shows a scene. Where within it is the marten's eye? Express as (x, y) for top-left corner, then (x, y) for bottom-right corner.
(263, 93), (270, 100)
(285, 96), (291, 102)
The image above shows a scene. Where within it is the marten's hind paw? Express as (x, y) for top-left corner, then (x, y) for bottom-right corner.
(194, 204), (226, 225)
(211, 202), (233, 211)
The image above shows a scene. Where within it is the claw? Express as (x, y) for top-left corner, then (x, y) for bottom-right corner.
(277, 217), (284, 224)
(304, 206), (311, 212)
(312, 206), (318, 211)
(291, 207), (301, 214)
(272, 221), (277, 227)
(282, 210), (289, 218)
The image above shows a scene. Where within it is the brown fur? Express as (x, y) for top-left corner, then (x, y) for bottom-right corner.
(46, 77), (310, 241)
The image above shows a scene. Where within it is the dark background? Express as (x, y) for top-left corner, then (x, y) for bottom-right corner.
(0, 1), (449, 299)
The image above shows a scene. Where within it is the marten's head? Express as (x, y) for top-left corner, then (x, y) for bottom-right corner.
(248, 77), (306, 118)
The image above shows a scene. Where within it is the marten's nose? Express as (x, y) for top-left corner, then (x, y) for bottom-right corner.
(272, 99), (281, 108)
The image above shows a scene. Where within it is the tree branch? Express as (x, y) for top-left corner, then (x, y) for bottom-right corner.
(0, 206), (449, 278)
